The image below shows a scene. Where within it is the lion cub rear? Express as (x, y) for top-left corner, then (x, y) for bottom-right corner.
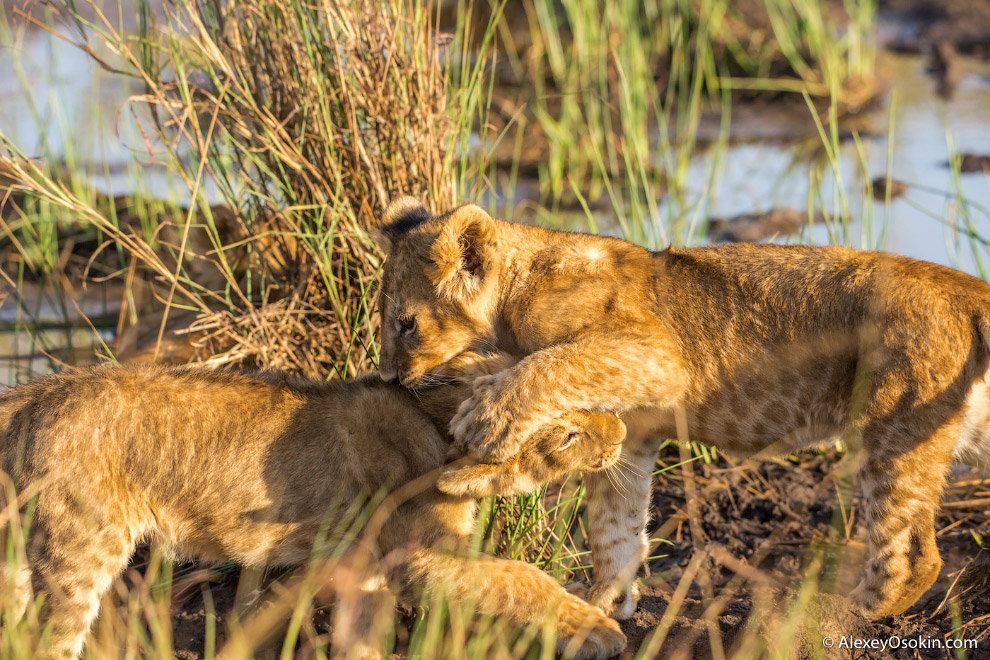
(0, 359), (626, 660)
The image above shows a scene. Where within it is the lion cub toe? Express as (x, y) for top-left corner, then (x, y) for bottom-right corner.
(587, 581), (640, 621)
(556, 593), (626, 660)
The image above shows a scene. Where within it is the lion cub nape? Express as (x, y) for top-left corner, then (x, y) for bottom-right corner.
(0, 363), (627, 660)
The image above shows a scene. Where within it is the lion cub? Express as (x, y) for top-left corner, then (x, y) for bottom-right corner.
(0, 355), (627, 660)
(377, 197), (990, 621)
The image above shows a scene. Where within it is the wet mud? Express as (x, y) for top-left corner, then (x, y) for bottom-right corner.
(621, 446), (990, 659)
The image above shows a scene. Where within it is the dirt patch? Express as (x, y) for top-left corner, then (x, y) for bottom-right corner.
(707, 208), (826, 243)
(621, 446), (990, 658)
(871, 176), (910, 200)
(957, 154), (990, 174)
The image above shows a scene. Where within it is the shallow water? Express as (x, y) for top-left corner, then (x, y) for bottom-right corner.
(658, 53), (990, 274)
(4, 22), (989, 269)
(0, 21), (225, 203)
(0, 21), (220, 384)
(2, 19), (990, 384)
(0, 282), (118, 384)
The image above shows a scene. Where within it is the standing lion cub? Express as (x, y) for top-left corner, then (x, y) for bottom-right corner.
(377, 197), (990, 621)
(0, 353), (627, 660)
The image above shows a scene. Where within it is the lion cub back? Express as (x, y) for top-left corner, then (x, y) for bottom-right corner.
(0, 365), (448, 562)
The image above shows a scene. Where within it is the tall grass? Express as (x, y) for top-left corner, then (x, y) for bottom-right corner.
(484, 0), (878, 245)
(4, 0), (987, 658)
(3, 0), (498, 380)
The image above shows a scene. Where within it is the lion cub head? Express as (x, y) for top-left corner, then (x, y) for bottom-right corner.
(375, 197), (502, 388)
(436, 411), (626, 498)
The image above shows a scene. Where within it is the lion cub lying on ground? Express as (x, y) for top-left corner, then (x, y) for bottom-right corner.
(0, 354), (627, 660)
(376, 197), (990, 622)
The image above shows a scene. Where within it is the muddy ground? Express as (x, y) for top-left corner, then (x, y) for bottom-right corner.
(623, 447), (990, 659)
(153, 445), (990, 659)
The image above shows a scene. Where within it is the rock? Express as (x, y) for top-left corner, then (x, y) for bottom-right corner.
(707, 208), (825, 243)
(929, 40), (963, 98)
(758, 589), (870, 660)
(958, 153), (990, 173)
(870, 176), (909, 199)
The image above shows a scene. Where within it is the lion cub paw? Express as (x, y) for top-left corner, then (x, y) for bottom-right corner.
(587, 581), (640, 621)
(556, 593), (626, 660)
(449, 374), (519, 461)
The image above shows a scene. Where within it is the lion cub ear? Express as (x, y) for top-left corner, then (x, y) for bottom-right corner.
(374, 196), (432, 251)
(429, 204), (496, 300)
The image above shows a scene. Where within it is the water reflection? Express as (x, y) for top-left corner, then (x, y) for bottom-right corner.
(660, 54), (990, 274)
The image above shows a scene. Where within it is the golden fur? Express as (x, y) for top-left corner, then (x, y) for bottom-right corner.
(377, 197), (990, 621)
(0, 354), (627, 660)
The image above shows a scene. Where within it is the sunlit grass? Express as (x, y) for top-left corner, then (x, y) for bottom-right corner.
(483, 0), (879, 247)
(1, 0), (988, 658)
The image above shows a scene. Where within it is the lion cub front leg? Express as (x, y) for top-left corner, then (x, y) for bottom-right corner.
(581, 427), (659, 620)
(450, 331), (686, 462)
(851, 416), (957, 617)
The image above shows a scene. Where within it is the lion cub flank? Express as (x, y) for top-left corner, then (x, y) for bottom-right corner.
(0, 360), (626, 660)
(376, 197), (990, 622)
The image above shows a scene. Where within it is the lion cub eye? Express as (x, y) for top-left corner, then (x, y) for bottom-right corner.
(396, 316), (416, 337)
(556, 432), (580, 452)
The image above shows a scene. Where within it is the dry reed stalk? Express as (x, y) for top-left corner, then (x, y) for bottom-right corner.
(3, 0), (485, 378)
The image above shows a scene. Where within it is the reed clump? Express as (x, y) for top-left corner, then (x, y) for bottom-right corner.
(2, 0), (491, 379)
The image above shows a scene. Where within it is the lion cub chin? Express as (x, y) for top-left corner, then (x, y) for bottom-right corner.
(0, 360), (626, 660)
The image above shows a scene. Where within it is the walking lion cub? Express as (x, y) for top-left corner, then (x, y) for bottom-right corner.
(0, 353), (627, 660)
(376, 197), (990, 621)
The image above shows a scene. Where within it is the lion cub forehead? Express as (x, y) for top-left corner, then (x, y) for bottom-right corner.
(379, 198), (454, 242)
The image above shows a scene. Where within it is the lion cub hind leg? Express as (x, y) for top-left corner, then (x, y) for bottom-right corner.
(852, 415), (958, 618)
(28, 496), (138, 660)
(406, 548), (626, 659)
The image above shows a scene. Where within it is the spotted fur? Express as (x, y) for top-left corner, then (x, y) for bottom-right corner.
(377, 196), (990, 620)
(0, 355), (626, 659)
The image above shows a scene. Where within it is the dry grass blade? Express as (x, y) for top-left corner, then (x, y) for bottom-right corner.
(2, 0), (490, 379)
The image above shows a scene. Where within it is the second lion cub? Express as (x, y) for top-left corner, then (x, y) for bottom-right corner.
(0, 354), (626, 660)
